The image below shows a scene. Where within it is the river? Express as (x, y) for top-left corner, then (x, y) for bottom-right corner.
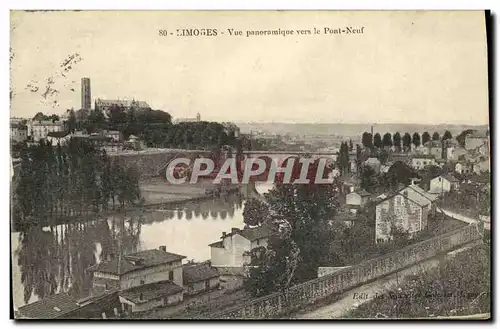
(11, 183), (274, 310)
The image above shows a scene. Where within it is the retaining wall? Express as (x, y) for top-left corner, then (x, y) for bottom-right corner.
(208, 223), (484, 319)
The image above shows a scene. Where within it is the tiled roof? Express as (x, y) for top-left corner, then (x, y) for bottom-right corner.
(17, 292), (80, 319)
(376, 184), (436, 208)
(208, 240), (224, 248)
(412, 154), (435, 159)
(32, 120), (63, 126)
(119, 280), (183, 304)
(364, 157), (380, 164)
(349, 189), (371, 197)
(238, 225), (273, 241)
(89, 249), (186, 276)
(47, 131), (70, 138)
(183, 263), (220, 284)
(441, 174), (459, 182)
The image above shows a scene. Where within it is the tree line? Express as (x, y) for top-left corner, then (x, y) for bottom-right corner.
(361, 130), (453, 151)
(13, 138), (141, 229)
(61, 105), (239, 150)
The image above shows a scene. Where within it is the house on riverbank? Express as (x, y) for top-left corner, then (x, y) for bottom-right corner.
(183, 263), (221, 296)
(87, 246), (186, 314)
(209, 225), (273, 269)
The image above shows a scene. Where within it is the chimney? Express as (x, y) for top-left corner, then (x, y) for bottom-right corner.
(221, 231), (227, 238)
(231, 228), (239, 234)
(159, 245), (166, 252)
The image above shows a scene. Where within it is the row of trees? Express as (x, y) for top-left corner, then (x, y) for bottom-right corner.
(13, 138), (141, 229)
(361, 131), (453, 151)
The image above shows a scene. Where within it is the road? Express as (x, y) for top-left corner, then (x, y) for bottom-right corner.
(291, 243), (480, 319)
(437, 208), (490, 230)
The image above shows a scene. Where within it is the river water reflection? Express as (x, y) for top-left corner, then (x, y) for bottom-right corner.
(11, 184), (273, 310)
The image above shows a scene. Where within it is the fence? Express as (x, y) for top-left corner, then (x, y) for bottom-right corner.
(207, 223), (484, 319)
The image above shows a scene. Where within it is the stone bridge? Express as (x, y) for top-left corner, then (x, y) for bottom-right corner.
(108, 148), (339, 180)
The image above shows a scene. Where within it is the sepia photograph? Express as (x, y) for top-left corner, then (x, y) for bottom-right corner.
(9, 10), (491, 320)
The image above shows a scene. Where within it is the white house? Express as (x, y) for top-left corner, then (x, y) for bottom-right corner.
(428, 174), (459, 195)
(209, 225), (272, 268)
(29, 120), (64, 142)
(346, 189), (372, 213)
(465, 132), (488, 151)
(455, 162), (472, 175)
(410, 155), (436, 170)
(363, 157), (381, 173)
(46, 131), (72, 146)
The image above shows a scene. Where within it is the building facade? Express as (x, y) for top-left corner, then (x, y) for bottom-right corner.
(29, 120), (65, 142)
(209, 226), (271, 268)
(375, 184), (435, 243)
(10, 123), (28, 142)
(410, 155), (436, 171)
(182, 263), (220, 296)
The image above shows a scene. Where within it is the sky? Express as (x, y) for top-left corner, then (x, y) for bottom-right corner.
(10, 10), (489, 125)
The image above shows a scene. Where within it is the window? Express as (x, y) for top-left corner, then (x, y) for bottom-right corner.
(140, 279), (145, 285)
(169, 271), (174, 281)
(256, 239), (260, 246)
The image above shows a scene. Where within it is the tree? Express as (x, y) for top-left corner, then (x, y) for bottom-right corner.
(456, 129), (476, 148)
(373, 133), (382, 149)
(67, 109), (77, 133)
(348, 140), (354, 152)
(393, 132), (402, 151)
(33, 112), (45, 121)
(421, 132), (431, 146)
(336, 142), (350, 176)
(432, 132), (440, 141)
(402, 133), (412, 152)
(382, 133), (393, 148)
(362, 132), (373, 149)
(244, 160), (340, 296)
(443, 130), (453, 141)
(360, 164), (379, 193)
(412, 132), (421, 148)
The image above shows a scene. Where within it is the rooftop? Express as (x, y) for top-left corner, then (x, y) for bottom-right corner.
(412, 154), (436, 159)
(349, 189), (372, 197)
(119, 280), (183, 304)
(183, 263), (220, 284)
(376, 183), (436, 208)
(88, 249), (186, 276)
(96, 99), (150, 109)
(17, 292), (80, 319)
(435, 174), (459, 182)
(32, 120), (63, 126)
(47, 131), (70, 138)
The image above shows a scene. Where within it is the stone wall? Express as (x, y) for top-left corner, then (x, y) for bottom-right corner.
(109, 150), (212, 179)
(207, 223), (484, 319)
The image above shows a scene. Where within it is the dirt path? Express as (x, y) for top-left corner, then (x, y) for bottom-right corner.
(291, 243), (480, 319)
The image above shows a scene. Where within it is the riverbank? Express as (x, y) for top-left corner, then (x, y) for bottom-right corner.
(11, 180), (243, 232)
